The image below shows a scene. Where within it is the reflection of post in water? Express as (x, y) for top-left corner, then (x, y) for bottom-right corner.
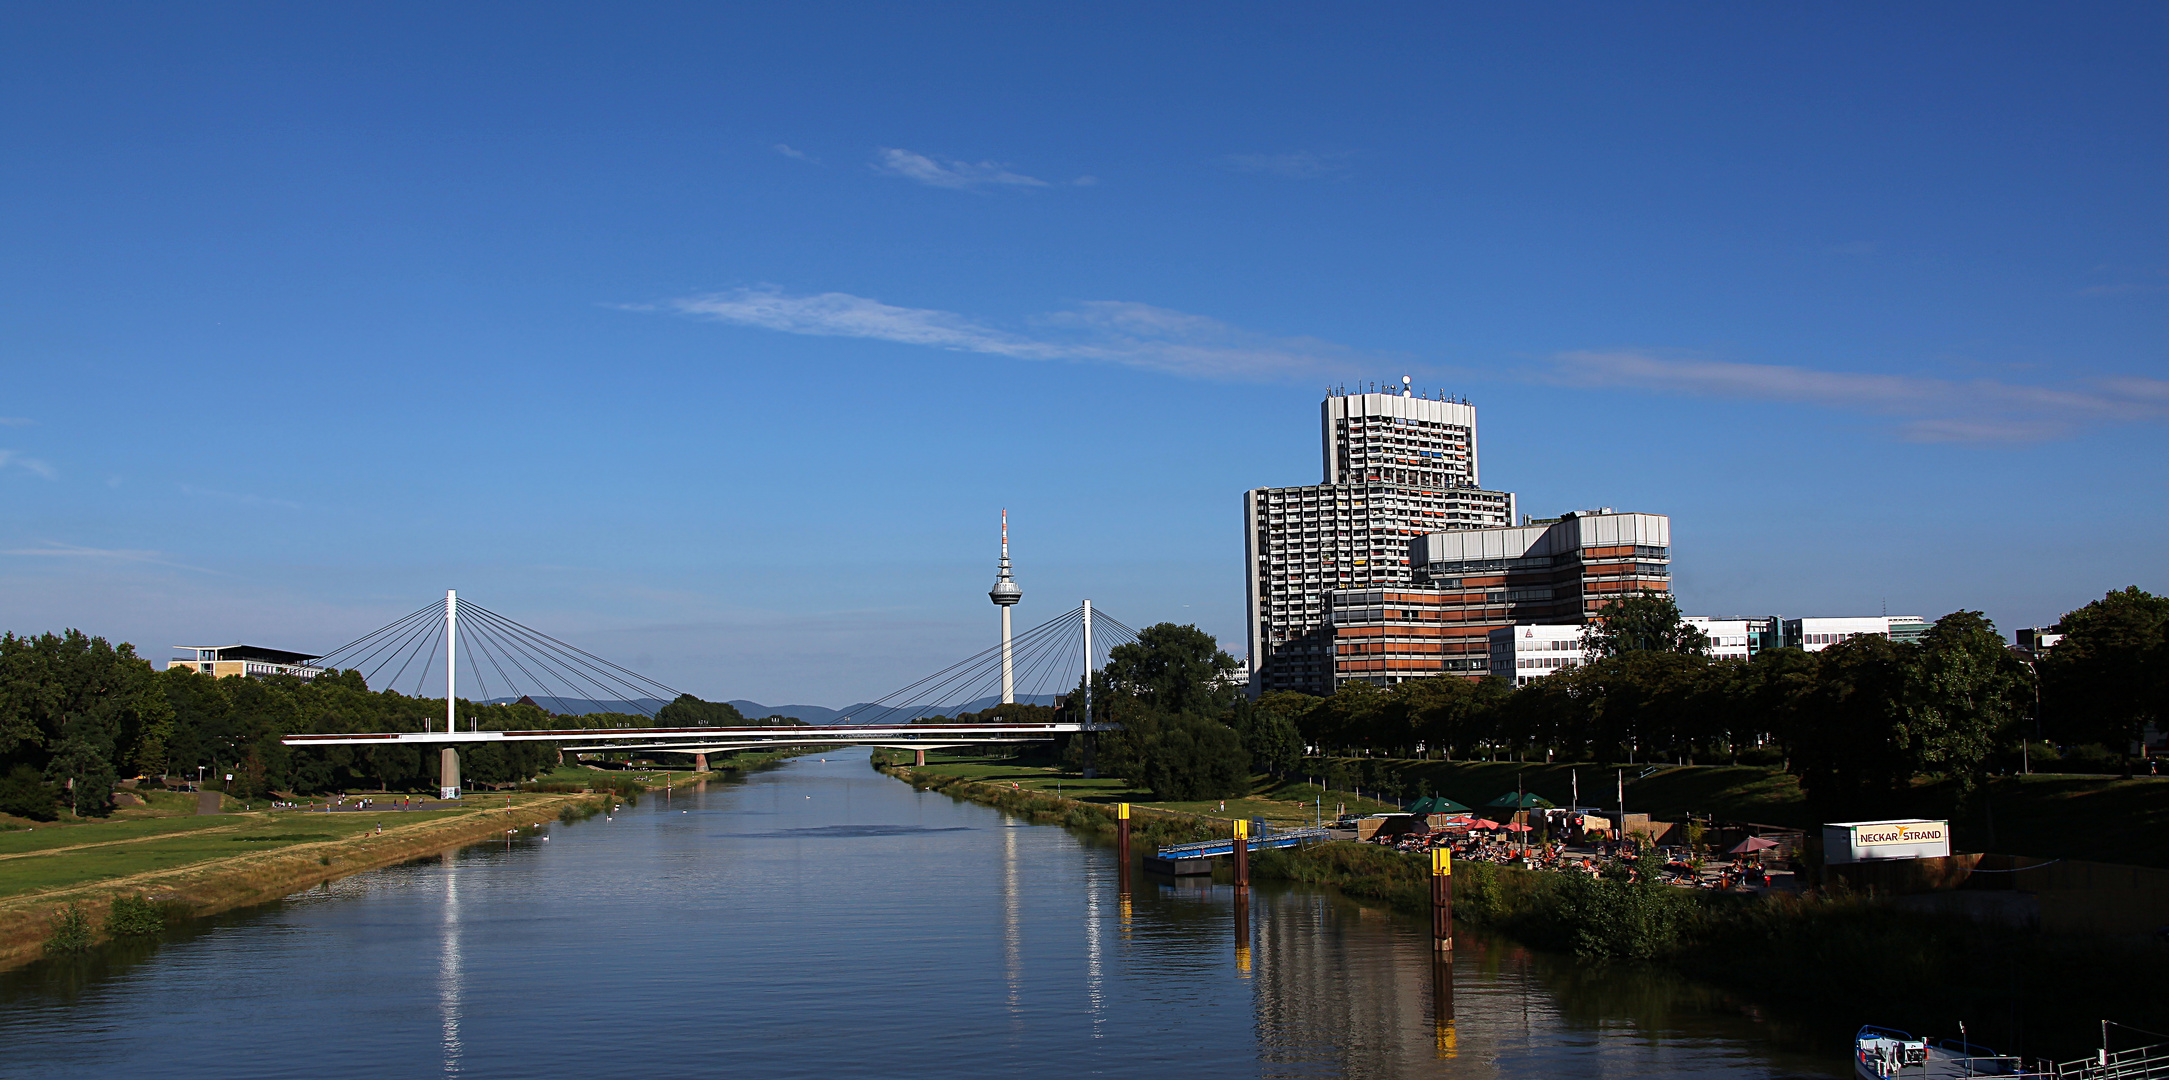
(1233, 884), (1251, 977)
(1432, 950), (1457, 1057)
(1115, 803), (1134, 930)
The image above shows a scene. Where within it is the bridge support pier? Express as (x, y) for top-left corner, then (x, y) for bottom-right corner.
(439, 747), (462, 800)
(914, 749), (926, 767)
(693, 753), (708, 772)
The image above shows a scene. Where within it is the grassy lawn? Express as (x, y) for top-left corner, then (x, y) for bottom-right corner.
(0, 810), (481, 899)
(904, 753), (1401, 825)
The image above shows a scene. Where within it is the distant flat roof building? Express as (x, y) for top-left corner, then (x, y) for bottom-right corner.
(1780, 617), (1928, 652)
(171, 645), (324, 680)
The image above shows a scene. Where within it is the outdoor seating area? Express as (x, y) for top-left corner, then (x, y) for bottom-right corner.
(1343, 790), (1800, 892)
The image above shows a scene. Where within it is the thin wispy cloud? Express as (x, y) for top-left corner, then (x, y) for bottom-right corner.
(1545, 350), (2169, 443)
(0, 450), (56, 479)
(871, 148), (1051, 190)
(1226, 151), (1349, 179)
(774, 143), (813, 162)
(666, 287), (1368, 381)
(0, 541), (221, 574)
(177, 484), (304, 510)
(0, 417), (33, 426)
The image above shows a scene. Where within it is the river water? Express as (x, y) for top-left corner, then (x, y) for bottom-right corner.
(0, 751), (1843, 1078)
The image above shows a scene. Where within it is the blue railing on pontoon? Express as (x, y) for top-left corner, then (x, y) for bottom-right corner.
(1156, 827), (1332, 861)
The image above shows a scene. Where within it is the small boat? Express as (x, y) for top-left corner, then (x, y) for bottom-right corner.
(1853, 1026), (2047, 1078)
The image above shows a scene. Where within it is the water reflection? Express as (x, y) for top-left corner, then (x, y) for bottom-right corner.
(438, 851), (463, 1076)
(0, 751), (1841, 1080)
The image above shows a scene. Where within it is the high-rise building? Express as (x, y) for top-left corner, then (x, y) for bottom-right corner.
(1323, 511), (1671, 688)
(1245, 387), (1516, 696)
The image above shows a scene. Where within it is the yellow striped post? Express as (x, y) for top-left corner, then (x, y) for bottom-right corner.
(1431, 847), (1453, 949)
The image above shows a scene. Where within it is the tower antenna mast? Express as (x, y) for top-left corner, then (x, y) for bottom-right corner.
(989, 510), (1022, 705)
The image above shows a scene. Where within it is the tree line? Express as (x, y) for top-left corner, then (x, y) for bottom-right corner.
(1029, 587), (2164, 818)
(1247, 588), (2165, 819)
(0, 635), (753, 821)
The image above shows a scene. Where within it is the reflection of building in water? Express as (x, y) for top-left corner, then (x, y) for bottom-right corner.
(1246, 893), (1557, 1078)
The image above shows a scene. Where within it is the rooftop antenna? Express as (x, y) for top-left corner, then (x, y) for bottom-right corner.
(989, 509), (1022, 704)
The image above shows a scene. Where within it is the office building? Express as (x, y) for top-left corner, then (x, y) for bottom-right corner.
(1324, 510), (1671, 688)
(1782, 616), (1929, 652)
(1246, 386), (1517, 696)
(170, 644), (324, 680)
(1682, 617), (1755, 662)
(1489, 624), (1591, 687)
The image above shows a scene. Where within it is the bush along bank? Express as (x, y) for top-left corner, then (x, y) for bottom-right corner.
(1253, 841), (2169, 1062)
(874, 759), (1227, 849)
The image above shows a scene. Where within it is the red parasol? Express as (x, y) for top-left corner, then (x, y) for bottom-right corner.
(1727, 836), (1780, 854)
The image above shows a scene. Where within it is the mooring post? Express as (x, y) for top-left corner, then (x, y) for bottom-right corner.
(1116, 802), (1131, 865)
(1431, 848), (1453, 950)
(1231, 817), (1249, 888)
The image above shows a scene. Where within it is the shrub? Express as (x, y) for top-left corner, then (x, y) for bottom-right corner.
(105, 895), (168, 937)
(0, 764), (59, 821)
(45, 904), (93, 955)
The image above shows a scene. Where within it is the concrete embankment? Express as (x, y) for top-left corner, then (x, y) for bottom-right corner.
(0, 792), (605, 972)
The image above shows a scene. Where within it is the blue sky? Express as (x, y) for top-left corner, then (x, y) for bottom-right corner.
(2, 3), (2162, 707)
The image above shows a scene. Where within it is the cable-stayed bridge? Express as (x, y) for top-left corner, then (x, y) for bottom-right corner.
(280, 591), (1138, 796)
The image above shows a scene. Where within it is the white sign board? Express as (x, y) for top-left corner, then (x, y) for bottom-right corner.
(1822, 819), (1951, 864)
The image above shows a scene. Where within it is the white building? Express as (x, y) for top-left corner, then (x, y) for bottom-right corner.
(1783, 616), (1929, 652)
(170, 644), (325, 679)
(1487, 624), (1589, 687)
(1683, 617), (1754, 662)
(1246, 386), (1517, 696)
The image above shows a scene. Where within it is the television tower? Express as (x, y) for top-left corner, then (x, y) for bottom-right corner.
(988, 510), (1022, 705)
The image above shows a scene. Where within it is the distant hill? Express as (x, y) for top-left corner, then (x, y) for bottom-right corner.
(482, 696), (666, 717)
(729, 695), (1065, 725)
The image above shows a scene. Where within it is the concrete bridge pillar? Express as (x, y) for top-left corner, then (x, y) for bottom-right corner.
(694, 753), (709, 772)
(439, 747), (462, 800)
(914, 749), (926, 767)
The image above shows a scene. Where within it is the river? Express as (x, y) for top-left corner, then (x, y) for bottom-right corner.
(0, 750), (1844, 1078)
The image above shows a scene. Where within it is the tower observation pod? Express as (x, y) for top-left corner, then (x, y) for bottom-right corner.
(989, 510), (1022, 705)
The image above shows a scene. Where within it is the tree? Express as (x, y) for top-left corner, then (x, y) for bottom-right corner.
(1584, 592), (1710, 658)
(1230, 696), (1304, 775)
(655, 694), (748, 727)
(1102, 624), (1240, 717)
(2040, 587), (2169, 753)
(1901, 611), (2029, 794)
(1396, 676), (1506, 760)
(0, 764), (58, 821)
(1785, 634), (1915, 820)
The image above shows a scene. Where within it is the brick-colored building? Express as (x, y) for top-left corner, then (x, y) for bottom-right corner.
(1325, 511), (1671, 688)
